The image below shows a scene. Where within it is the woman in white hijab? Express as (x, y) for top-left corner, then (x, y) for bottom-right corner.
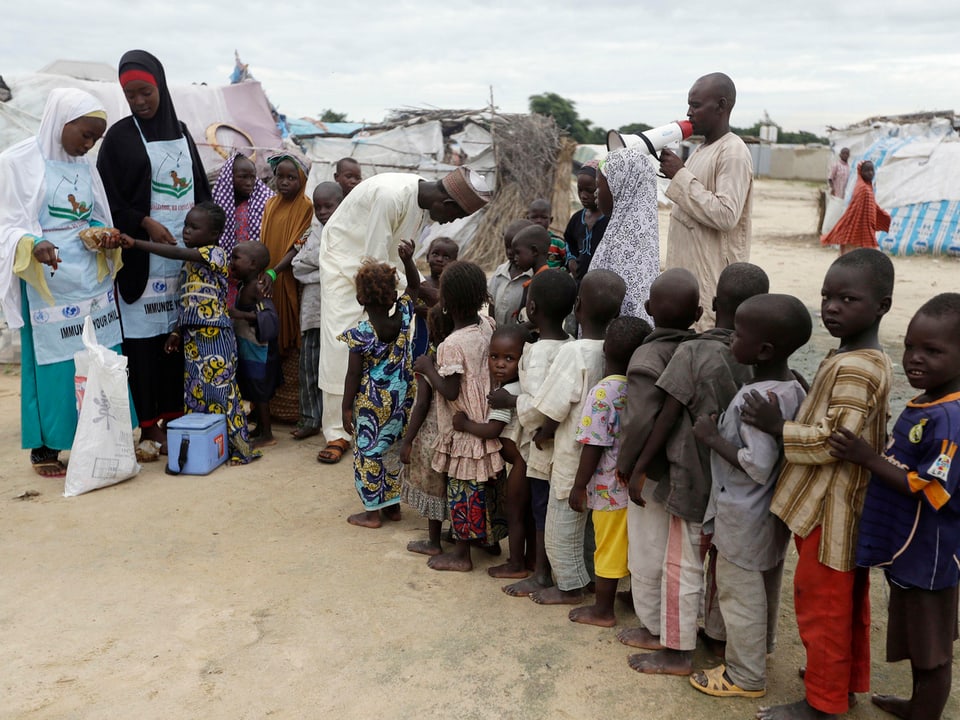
(0, 88), (125, 477)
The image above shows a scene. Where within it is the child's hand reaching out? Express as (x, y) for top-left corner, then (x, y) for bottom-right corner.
(118, 233), (136, 249)
(397, 239), (414, 261)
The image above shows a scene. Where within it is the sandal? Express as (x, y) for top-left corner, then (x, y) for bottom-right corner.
(689, 665), (766, 698)
(317, 438), (349, 464)
(31, 447), (67, 477)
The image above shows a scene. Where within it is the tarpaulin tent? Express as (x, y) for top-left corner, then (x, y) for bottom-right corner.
(827, 113), (960, 257)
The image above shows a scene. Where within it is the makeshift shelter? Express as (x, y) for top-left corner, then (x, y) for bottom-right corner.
(827, 112), (960, 256)
(293, 107), (575, 269)
(0, 66), (283, 181)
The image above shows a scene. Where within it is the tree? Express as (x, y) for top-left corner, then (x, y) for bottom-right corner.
(319, 109), (348, 123)
(732, 120), (828, 145)
(528, 92), (605, 144)
(618, 122), (653, 135)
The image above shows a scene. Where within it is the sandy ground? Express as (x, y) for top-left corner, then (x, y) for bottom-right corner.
(1, 178), (958, 720)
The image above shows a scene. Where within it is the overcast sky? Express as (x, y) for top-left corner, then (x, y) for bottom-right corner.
(5, 1), (958, 135)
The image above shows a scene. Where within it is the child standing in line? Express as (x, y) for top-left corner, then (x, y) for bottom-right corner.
(828, 293), (960, 720)
(229, 241), (280, 446)
(489, 270), (577, 594)
(487, 219), (534, 328)
(623, 263), (766, 677)
(614, 269), (699, 652)
(414, 236), (458, 357)
(290, 181), (343, 440)
(528, 269), (627, 606)
(414, 261), (505, 572)
(563, 163), (608, 283)
(526, 198), (567, 269)
(339, 240), (420, 528)
(400, 303), (454, 556)
(744, 248), (895, 720)
(510, 225), (552, 324)
(452, 324), (532, 577)
(688, 294), (812, 699)
(568, 316), (651, 626)
(119, 201), (259, 464)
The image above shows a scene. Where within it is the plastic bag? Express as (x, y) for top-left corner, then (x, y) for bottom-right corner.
(822, 193), (846, 236)
(64, 316), (140, 496)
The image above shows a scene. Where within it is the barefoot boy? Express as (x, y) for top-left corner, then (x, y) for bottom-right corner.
(623, 262), (765, 677)
(529, 269), (627, 606)
(743, 248), (895, 719)
(568, 316), (651, 626)
(689, 294), (812, 699)
(828, 292), (960, 720)
(615, 268), (699, 651)
(489, 269), (576, 595)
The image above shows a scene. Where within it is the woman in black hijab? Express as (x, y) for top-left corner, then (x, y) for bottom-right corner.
(97, 50), (211, 453)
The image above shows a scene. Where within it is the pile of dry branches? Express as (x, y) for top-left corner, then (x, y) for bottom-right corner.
(462, 113), (576, 270)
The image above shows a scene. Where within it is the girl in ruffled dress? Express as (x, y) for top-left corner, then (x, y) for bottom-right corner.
(413, 261), (506, 571)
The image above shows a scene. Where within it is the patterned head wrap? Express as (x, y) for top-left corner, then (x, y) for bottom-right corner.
(211, 153), (275, 254)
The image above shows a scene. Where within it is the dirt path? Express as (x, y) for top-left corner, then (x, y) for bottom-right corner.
(2, 179), (958, 719)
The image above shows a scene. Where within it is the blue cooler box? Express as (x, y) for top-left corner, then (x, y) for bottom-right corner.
(166, 414), (228, 475)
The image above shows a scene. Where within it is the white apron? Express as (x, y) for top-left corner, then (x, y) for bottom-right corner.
(25, 159), (122, 365)
(117, 120), (193, 338)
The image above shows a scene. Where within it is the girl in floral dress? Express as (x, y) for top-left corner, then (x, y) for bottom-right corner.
(119, 201), (258, 464)
(339, 241), (420, 528)
(413, 261), (506, 572)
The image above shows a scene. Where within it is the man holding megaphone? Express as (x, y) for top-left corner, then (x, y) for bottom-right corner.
(660, 73), (753, 330)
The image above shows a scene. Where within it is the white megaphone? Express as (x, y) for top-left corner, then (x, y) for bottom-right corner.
(606, 120), (694, 156)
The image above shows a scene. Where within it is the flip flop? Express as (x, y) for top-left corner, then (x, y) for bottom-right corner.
(317, 439), (349, 464)
(32, 460), (67, 478)
(689, 665), (766, 698)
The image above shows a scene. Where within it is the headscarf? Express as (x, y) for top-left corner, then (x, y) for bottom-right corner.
(261, 152), (314, 354)
(211, 153), (274, 254)
(440, 166), (492, 214)
(118, 50), (181, 142)
(821, 161), (891, 248)
(0, 89), (112, 328)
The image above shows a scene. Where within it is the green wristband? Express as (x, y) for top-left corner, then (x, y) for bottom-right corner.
(265, 269), (277, 281)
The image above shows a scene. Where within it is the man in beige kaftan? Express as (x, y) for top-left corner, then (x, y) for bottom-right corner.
(660, 73), (753, 329)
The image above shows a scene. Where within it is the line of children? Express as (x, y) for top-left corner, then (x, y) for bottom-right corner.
(689, 293), (812, 699)
(745, 248), (895, 720)
(530, 269), (627, 605)
(619, 262), (767, 676)
(413, 261), (506, 572)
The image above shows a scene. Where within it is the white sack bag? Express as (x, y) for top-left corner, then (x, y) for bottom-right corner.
(64, 316), (140, 496)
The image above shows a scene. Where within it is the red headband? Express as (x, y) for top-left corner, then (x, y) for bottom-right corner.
(119, 69), (157, 88)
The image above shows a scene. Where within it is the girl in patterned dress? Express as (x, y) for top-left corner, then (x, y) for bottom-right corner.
(119, 201), (258, 464)
(413, 261), (506, 572)
(339, 240), (420, 528)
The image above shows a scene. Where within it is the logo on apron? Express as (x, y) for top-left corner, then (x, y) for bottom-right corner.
(151, 151), (194, 199)
(46, 172), (93, 222)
